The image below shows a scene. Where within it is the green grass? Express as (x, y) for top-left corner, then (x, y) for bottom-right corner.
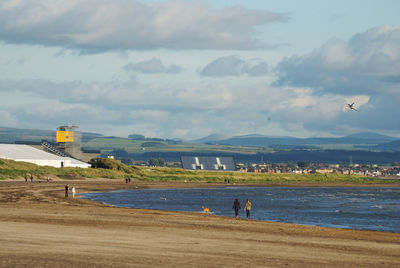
(0, 159), (141, 180)
(1, 158), (399, 185)
(137, 167), (398, 184)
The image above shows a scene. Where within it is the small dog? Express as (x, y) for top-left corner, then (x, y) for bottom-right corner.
(202, 206), (210, 213)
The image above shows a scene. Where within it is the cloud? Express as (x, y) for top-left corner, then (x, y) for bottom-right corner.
(274, 25), (400, 133)
(200, 55), (268, 77)
(123, 58), (182, 74)
(0, 109), (19, 127)
(3, 26), (400, 138)
(0, 77), (361, 138)
(0, 0), (287, 52)
(275, 26), (400, 96)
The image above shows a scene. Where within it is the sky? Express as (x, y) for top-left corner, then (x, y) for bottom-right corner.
(1, 0), (400, 139)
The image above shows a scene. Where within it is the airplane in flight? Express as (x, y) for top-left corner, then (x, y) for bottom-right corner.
(346, 102), (358, 111)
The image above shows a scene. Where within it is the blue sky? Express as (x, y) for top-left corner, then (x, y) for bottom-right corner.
(1, 0), (400, 139)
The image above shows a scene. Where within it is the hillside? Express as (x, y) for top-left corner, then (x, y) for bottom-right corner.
(198, 132), (398, 148)
(2, 126), (400, 164)
(191, 133), (231, 144)
(0, 158), (142, 181)
(83, 136), (270, 159)
(0, 126), (103, 144)
(359, 140), (400, 152)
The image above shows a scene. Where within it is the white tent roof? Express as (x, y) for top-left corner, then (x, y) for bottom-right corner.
(0, 144), (90, 168)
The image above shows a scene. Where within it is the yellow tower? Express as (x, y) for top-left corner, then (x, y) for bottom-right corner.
(56, 126), (75, 143)
(56, 125), (81, 158)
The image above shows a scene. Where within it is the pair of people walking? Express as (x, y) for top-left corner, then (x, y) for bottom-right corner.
(65, 185), (76, 198)
(232, 198), (252, 219)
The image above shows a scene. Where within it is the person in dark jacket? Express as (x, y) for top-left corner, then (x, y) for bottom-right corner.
(65, 184), (69, 198)
(232, 198), (241, 219)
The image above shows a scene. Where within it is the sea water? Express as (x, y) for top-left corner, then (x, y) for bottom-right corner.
(81, 187), (400, 233)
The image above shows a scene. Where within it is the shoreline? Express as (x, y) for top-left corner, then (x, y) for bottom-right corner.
(78, 182), (400, 234)
(1, 179), (400, 267)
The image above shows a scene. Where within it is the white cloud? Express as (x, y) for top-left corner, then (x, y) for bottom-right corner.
(276, 26), (400, 96)
(200, 55), (268, 77)
(3, 23), (400, 138)
(0, 109), (19, 127)
(0, 0), (287, 52)
(0, 77), (366, 138)
(275, 26), (400, 133)
(173, 129), (189, 137)
(320, 38), (353, 70)
(128, 109), (170, 121)
(342, 96), (370, 112)
(123, 58), (182, 74)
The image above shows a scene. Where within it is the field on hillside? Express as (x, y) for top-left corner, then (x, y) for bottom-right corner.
(84, 137), (272, 155)
(82, 137), (400, 165)
(3, 127), (399, 164)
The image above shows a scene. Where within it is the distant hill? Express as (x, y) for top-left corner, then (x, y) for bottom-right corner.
(0, 126), (103, 143)
(344, 132), (398, 143)
(116, 149), (400, 165)
(358, 140), (400, 152)
(196, 132), (398, 148)
(191, 133), (232, 144)
(3, 126), (397, 149)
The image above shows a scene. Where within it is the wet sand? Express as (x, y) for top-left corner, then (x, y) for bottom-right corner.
(0, 179), (399, 267)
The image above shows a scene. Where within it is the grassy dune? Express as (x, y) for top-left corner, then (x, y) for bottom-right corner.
(1, 158), (399, 185)
(137, 167), (399, 184)
(0, 158), (141, 181)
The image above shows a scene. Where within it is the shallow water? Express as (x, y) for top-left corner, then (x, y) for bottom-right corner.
(81, 187), (400, 233)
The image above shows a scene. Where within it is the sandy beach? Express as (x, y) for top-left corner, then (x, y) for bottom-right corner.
(0, 179), (399, 267)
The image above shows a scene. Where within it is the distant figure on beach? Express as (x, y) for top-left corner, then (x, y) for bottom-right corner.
(30, 175), (33, 183)
(244, 199), (252, 219)
(232, 198), (241, 219)
(72, 187), (76, 198)
(202, 206), (210, 213)
(25, 174), (29, 182)
(65, 184), (69, 198)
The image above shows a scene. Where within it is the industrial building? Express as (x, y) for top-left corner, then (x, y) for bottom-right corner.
(0, 144), (90, 168)
(181, 156), (236, 171)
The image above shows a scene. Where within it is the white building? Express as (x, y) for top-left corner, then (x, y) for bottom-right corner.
(0, 144), (90, 168)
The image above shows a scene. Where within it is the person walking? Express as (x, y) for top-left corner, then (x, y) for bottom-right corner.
(30, 174), (33, 182)
(65, 184), (69, 198)
(244, 199), (252, 219)
(71, 187), (76, 198)
(232, 198), (241, 219)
